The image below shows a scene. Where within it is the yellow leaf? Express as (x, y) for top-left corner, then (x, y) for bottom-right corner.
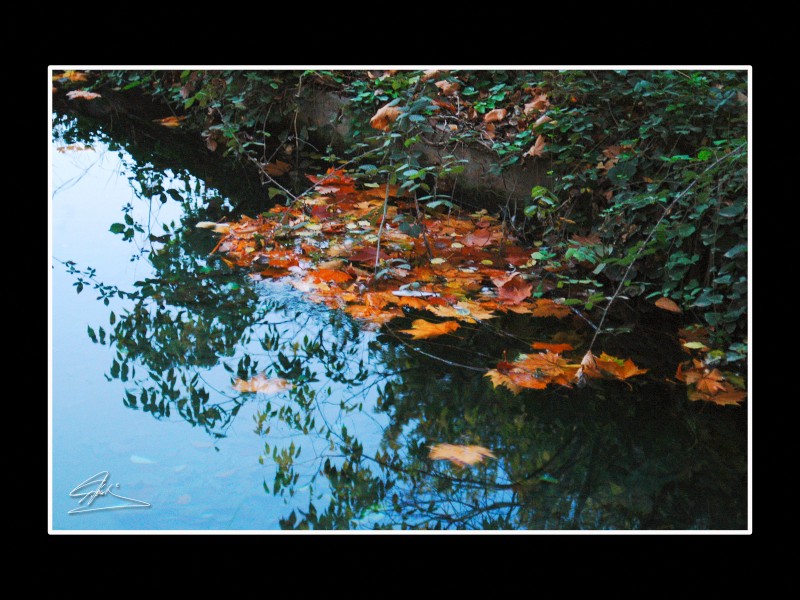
(429, 443), (495, 467)
(399, 319), (460, 339)
(232, 373), (292, 394)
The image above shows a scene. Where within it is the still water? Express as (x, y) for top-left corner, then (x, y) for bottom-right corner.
(50, 113), (748, 531)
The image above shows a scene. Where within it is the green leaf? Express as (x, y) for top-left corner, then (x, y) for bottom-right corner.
(724, 244), (747, 258)
(719, 203), (745, 218)
(677, 223), (696, 237)
(109, 223), (126, 234)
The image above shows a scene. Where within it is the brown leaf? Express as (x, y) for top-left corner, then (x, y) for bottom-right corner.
(54, 70), (89, 82)
(484, 108), (507, 123)
(497, 275), (533, 306)
(434, 80), (460, 96)
(263, 160), (292, 177)
(232, 373), (292, 394)
(421, 69), (444, 82)
(532, 114), (552, 129)
(531, 298), (570, 318)
(524, 93), (550, 115)
(399, 319), (460, 340)
(369, 104), (402, 132)
(655, 297), (682, 313)
(65, 90), (102, 101)
(429, 443), (495, 467)
(525, 135), (546, 158)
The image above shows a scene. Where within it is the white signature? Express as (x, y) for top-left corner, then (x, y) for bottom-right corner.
(68, 471), (151, 514)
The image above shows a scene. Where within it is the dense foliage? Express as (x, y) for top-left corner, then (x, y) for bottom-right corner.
(97, 69), (748, 364)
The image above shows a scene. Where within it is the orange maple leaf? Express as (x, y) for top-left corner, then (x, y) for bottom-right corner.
(429, 443), (495, 467)
(399, 319), (460, 340)
(153, 116), (186, 127)
(484, 369), (522, 395)
(531, 299), (570, 318)
(497, 275), (533, 306)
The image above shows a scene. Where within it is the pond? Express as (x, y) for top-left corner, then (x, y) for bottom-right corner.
(50, 111), (748, 531)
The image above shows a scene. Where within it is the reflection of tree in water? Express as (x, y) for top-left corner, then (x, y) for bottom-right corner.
(273, 321), (746, 530)
(55, 112), (747, 530)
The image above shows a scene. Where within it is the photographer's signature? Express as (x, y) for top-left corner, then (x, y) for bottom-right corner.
(68, 471), (151, 514)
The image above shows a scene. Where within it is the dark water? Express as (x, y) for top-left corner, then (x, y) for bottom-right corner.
(50, 112), (748, 531)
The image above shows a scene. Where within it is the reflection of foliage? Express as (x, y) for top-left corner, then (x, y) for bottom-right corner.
(56, 110), (746, 530)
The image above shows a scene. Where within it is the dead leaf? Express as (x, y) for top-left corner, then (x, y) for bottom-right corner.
(524, 93), (550, 115)
(429, 443), (495, 467)
(497, 275), (533, 306)
(655, 297), (682, 313)
(531, 298), (570, 318)
(532, 341), (574, 353)
(369, 104), (402, 132)
(525, 135), (546, 158)
(434, 80), (460, 96)
(53, 70), (89, 82)
(421, 69), (444, 82)
(484, 108), (507, 123)
(263, 160), (292, 177)
(196, 221), (231, 233)
(153, 116), (186, 127)
(65, 90), (101, 101)
(484, 369), (522, 394)
(232, 373), (292, 394)
(532, 114), (552, 129)
(399, 319), (460, 340)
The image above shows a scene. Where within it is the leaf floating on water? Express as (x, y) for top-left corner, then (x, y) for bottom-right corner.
(496, 274), (533, 306)
(429, 443), (495, 467)
(153, 116), (187, 127)
(196, 221), (231, 233)
(532, 341), (574, 353)
(655, 297), (682, 313)
(399, 319), (460, 340)
(66, 90), (102, 100)
(232, 373), (293, 394)
(484, 369), (522, 395)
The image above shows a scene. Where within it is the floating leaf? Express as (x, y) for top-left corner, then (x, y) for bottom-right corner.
(655, 297), (682, 313)
(532, 341), (574, 353)
(484, 369), (522, 394)
(66, 90), (101, 100)
(233, 373), (292, 394)
(496, 274), (533, 306)
(399, 319), (460, 340)
(429, 443), (495, 467)
(153, 116), (186, 127)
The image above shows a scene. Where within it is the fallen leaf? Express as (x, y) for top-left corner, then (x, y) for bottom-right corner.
(593, 352), (648, 380)
(531, 298), (570, 318)
(54, 70), (88, 82)
(399, 319), (460, 340)
(532, 114), (552, 129)
(654, 297), (682, 313)
(153, 116), (186, 127)
(369, 103), (402, 132)
(484, 369), (522, 394)
(525, 135), (546, 158)
(532, 341), (574, 353)
(421, 69), (444, 82)
(263, 160), (292, 177)
(524, 93), (549, 115)
(435, 80), (460, 96)
(232, 373), (292, 394)
(196, 221), (231, 233)
(484, 108), (507, 123)
(310, 268), (352, 283)
(429, 443), (495, 467)
(65, 90), (101, 100)
(497, 275), (533, 305)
